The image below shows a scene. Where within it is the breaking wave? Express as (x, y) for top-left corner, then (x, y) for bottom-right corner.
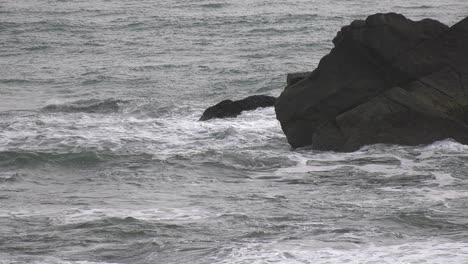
(42, 99), (129, 114)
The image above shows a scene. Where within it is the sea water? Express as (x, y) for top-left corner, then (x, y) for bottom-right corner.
(1, 0), (468, 263)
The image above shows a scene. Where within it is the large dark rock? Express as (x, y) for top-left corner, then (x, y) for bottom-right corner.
(275, 13), (468, 151)
(200, 95), (276, 121)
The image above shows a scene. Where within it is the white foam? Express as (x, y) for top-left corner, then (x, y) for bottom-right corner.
(420, 139), (468, 153)
(0, 106), (286, 160)
(217, 239), (468, 264)
(277, 152), (417, 178)
(412, 187), (468, 204)
(276, 139), (468, 188)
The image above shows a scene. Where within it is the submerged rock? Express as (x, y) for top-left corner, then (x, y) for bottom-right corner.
(200, 95), (276, 121)
(275, 13), (468, 151)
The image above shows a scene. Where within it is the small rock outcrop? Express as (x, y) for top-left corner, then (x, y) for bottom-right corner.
(200, 95), (276, 121)
(275, 13), (468, 151)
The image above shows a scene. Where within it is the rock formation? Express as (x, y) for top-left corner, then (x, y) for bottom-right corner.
(200, 95), (276, 121)
(275, 13), (468, 151)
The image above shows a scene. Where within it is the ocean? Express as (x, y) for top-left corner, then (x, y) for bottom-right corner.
(1, 0), (468, 263)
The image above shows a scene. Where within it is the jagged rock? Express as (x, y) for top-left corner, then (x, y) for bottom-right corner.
(200, 95), (276, 121)
(275, 13), (468, 151)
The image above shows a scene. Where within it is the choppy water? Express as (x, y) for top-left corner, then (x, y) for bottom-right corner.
(1, 0), (468, 263)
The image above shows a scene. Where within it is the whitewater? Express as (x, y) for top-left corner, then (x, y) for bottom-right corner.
(1, 0), (467, 263)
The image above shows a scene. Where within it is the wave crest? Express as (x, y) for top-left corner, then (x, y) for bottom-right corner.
(42, 99), (129, 114)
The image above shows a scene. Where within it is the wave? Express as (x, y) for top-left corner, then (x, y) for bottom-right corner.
(42, 98), (129, 114)
(0, 206), (215, 263)
(394, 211), (468, 230)
(0, 256), (119, 264)
(0, 78), (32, 84)
(22, 45), (50, 51)
(199, 3), (229, 9)
(0, 150), (154, 168)
(394, 5), (433, 9)
(0, 150), (104, 168)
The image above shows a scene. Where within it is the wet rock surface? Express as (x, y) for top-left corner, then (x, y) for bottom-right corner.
(275, 13), (468, 151)
(200, 95), (276, 121)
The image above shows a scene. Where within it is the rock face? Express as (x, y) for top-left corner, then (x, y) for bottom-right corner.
(287, 72), (311, 86)
(200, 95), (276, 121)
(275, 13), (468, 151)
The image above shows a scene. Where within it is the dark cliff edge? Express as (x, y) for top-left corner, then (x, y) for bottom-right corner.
(275, 13), (468, 152)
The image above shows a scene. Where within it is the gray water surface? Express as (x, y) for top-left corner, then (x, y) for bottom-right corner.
(1, 0), (468, 263)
